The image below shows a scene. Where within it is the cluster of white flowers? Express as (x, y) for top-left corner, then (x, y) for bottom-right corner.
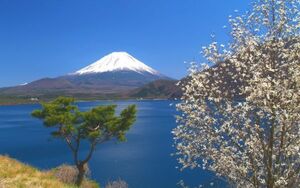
(173, 0), (300, 187)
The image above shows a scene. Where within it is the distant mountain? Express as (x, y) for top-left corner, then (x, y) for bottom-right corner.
(0, 52), (173, 98)
(0, 52), (247, 104)
(129, 79), (182, 99)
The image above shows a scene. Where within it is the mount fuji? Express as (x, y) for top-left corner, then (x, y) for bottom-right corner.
(64, 52), (171, 90)
(0, 52), (174, 99)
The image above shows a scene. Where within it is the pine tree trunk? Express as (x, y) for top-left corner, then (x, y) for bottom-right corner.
(76, 163), (85, 186)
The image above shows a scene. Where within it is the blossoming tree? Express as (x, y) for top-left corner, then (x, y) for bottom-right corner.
(173, 0), (300, 187)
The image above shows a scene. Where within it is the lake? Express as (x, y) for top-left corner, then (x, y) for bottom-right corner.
(0, 100), (225, 188)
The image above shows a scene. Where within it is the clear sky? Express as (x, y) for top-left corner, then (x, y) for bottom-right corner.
(0, 0), (251, 87)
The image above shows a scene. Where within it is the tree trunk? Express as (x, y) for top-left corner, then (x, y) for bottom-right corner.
(76, 163), (86, 186)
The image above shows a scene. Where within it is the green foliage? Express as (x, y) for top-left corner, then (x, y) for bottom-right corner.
(32, 97), (136, 143)
(32, 96), (137, 186)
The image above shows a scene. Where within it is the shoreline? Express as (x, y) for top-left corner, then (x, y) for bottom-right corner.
(0, 97), (177, 106)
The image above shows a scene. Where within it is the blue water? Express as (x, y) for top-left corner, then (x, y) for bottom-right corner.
(0, 100), (224, 188)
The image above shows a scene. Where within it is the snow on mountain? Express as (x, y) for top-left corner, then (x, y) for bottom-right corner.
(74, 52), (160, 75)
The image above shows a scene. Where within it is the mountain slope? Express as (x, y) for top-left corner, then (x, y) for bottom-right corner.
(129, 79), (182, 99)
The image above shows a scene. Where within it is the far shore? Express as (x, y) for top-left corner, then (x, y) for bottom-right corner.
(0, 97), (177, 106)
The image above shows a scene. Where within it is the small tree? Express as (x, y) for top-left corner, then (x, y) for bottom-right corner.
(174, 0), (299, 187)
(32, 97), (137, 186)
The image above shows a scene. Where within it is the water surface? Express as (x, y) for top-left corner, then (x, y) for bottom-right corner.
(0, 100), (224, 188)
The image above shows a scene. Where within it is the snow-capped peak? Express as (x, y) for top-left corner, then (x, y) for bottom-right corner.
(74, 52), (160, 75)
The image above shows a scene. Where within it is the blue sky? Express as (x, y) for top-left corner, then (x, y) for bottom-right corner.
(0, 0), (251, 87)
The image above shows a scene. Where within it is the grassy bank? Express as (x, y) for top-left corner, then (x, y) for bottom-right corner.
(0, 155), (99, 188)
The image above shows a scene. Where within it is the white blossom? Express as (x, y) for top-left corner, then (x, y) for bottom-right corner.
(173, 0), (300, 187)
